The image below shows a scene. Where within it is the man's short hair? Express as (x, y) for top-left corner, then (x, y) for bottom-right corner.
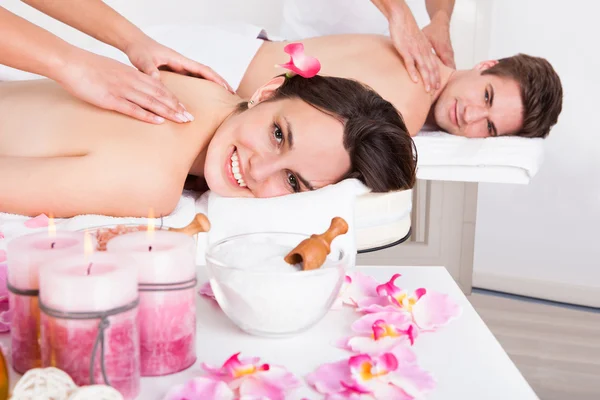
(483, 53), (563, 138)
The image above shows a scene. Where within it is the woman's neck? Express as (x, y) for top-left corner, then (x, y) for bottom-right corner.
(157, 72), (243, 177)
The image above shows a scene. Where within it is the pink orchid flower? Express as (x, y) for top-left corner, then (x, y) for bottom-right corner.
(202, 353), (301, 400)
(0, 263), (10, 333)
(276, 43), (321, 78)
(306, 346), (435, 400)
(0, 250), (5, 264)
(357, 274), (461, 331)
(336, 312), (418, 354)
(163, 377), (234, 400)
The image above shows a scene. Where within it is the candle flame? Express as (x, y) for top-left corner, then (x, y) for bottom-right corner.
(48, 215), (56, 238)
(84, 231), (94, 257)
(147, 208), (155, 238)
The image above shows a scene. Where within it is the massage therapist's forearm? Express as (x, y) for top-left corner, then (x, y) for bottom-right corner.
(371, 0), (411, 22)
(0, 7), (78, 81)
(21, 0), (143, 53)
(425, 0), (455, 22)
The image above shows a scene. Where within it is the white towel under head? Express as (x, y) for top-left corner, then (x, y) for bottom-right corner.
(198, 179), (370, 267)
(413, 131), (544, 184)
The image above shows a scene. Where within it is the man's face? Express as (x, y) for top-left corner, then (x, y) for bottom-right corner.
(433, 60), (524, 138)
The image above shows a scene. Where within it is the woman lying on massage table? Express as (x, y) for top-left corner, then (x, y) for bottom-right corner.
(0, 72), (416, 219)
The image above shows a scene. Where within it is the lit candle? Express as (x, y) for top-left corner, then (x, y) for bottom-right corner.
(106, 229), (197, 377)
(6, 225), (87, 374)
(38, 252), (140, 400)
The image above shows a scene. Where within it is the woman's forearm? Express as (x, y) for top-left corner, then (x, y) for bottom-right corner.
(0, 7), (76, 81)
(371, 0), (411, 24)
(21, 0), (143, 53)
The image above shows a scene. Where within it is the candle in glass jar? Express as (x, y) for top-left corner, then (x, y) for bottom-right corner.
(39, 252), (140, 400)
(106, 230), (197, 376)
(6, 230), (87, 374)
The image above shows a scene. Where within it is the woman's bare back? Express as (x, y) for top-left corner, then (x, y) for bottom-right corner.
(0, 72), (232, 217)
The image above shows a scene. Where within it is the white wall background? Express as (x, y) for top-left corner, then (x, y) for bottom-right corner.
(2, 0), (285, 48)
(473, 0), (600, 306)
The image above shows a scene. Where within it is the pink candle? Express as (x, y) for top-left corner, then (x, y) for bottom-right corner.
(38, 252), (140, 400)
(106, 230), (197, 377)
(6, 230), (87, 374)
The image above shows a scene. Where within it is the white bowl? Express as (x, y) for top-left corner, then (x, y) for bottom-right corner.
(205, 232), (348, 337)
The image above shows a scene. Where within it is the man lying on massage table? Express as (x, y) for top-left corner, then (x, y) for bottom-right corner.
(237, 35), (564, 139)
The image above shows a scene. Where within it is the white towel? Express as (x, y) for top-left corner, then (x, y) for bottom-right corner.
(197, 179), (370, 268)
(0, 192), (199, 263)
(413, 131), (545, 184)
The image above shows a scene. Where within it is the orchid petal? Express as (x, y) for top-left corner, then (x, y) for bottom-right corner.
(387, 359), (436, 397)
(198, 281), (215, 300)
(351, 312), (412, 334)
(163, 377), (234, 400)
(0, 250), (5, 264)
(306, 359), (353, 395)
(345, 335), (406, 354)
(239, 367), (301, 400)
(412, 291), (462, 330)
(339, 272), (380, 308)
(369, 380), (414, 400)
(376, 273), (403, 297)
(24, 214), (49, 228)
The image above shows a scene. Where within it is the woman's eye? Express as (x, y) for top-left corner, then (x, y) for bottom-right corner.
(273, 124), (283, 144)
(487, 120), (493, 134)
(287, 172), (299, 192)
(484, 89), (489, 103)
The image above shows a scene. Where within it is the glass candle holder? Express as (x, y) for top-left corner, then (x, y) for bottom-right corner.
(107, 230), (197, 376)
(39, 252), (140, 400)
(7, 231), (87, 374)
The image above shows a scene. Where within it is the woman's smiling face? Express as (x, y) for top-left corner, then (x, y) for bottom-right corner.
(203, 79), (351, 198)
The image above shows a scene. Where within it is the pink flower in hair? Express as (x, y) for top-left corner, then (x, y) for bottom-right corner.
(276, 43), (321, 78)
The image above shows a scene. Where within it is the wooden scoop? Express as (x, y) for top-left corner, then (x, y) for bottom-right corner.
(284, 217), (348, 271)
(168, 213), (211, 236)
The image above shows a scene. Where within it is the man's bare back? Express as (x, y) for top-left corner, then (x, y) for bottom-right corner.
(238, 34), (443, 136)
(0, 72), (233, 217)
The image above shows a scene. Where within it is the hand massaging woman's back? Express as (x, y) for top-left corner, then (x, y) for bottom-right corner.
(238, 34), (562, 140)
(0, 71), (416, 218)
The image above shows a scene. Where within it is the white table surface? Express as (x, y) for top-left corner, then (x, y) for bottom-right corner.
(3, 265), (539, 400)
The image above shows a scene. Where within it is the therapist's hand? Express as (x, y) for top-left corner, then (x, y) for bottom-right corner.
(422, 12), (456, 69)
(124, 35), (234, 93)
(59, 49), (192, 124)
(387, 9), (440, 92)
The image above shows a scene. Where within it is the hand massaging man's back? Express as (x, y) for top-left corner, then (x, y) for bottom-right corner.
(238, 33), (563, 139)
